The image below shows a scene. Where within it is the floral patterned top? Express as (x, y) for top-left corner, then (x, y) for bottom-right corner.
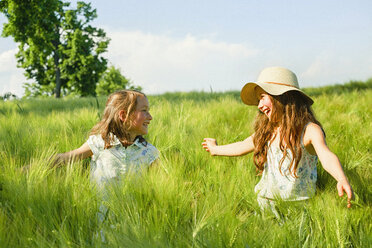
(254, 126), (318, 201)
(87, 134), (159, 188)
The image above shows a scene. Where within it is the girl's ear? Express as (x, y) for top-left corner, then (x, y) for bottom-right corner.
(118, 110), (126, 122)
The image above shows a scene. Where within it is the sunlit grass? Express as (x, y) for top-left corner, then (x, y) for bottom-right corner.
(0, 84), (371, 247)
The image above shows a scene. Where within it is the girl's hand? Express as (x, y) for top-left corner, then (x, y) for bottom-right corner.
(202, 135), (255, 157)
(337, 179), (354, 208)
(305, 123), (354, 208)
(202, 138), (218, 155)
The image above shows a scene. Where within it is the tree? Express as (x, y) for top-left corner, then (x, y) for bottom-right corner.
(0, 0), (110, 98)
(96, 66), (142, 96)
(0, 92), (17, 101)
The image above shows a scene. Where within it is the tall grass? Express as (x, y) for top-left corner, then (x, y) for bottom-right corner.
(0, 84), (371, 247)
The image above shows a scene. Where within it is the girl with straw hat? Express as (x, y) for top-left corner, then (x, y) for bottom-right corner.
(202, 67), (353, 217)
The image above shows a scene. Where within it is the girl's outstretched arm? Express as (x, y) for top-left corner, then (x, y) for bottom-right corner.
(202, 134), (255, 156)
(52, 142), (93, 167)
(305, 123), (354, 208)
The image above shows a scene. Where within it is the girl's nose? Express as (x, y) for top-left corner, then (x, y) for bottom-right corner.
(257, 100), (263, 110)
(148, 112), (152, 120)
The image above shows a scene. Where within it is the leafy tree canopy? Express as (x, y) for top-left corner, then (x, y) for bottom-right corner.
(1, 0), (110, 98)
(96, 66), (142, 96)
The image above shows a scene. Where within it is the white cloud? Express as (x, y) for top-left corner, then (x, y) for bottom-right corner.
(0, 49), (17, 72)
(1, 29), (371, 97)
(0, 49), (26, 97)
(301, 51), (372, 87)
(106, 30), (261, 94)
(0, 34), (262, 96)
(105, 30), (372, 94)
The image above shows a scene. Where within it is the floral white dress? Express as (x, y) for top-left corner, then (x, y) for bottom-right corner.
(87, 134), (159, 226)
(87, 134), (159, 188)
(254, 125), (318, 215)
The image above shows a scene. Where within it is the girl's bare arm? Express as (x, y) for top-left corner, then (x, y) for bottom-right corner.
(305, 123), (354, 207)
(202, 134), (255, 156)
(53, 142), (93, 167)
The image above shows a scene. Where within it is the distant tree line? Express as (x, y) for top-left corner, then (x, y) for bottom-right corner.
(303, 78), (372, 97)
(0, 0), (140, 98)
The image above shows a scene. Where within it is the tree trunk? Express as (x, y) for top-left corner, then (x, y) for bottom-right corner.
(54, 61), (61, 98)
(53, 44), (61, 98)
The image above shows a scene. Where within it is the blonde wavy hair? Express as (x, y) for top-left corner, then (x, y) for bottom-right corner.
(90, 90), (147, 148)
(253, 90), (322, 178)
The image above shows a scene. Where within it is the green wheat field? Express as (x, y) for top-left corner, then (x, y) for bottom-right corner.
(0, 81), (371, 247)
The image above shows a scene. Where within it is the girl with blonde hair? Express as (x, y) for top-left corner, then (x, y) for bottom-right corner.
(54, 89), (159, 187)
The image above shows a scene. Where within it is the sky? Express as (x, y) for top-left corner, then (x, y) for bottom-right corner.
(1, 0), (372, 96)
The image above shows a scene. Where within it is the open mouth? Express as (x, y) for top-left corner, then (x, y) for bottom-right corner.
(261, 108), (271, 117)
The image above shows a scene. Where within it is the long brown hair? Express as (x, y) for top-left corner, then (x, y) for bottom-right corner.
(90, 90), (147, 148)
(253, 90), (322, 177)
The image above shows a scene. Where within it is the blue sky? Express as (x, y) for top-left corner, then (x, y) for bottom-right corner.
(1, 0), (371, 96)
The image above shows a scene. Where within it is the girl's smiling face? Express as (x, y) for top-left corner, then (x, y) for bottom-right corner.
(128, 95), (152, 140)
(255, 87), (273, 120)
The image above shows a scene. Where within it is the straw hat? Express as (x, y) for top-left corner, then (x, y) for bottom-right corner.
(240, 67), (313, 105)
